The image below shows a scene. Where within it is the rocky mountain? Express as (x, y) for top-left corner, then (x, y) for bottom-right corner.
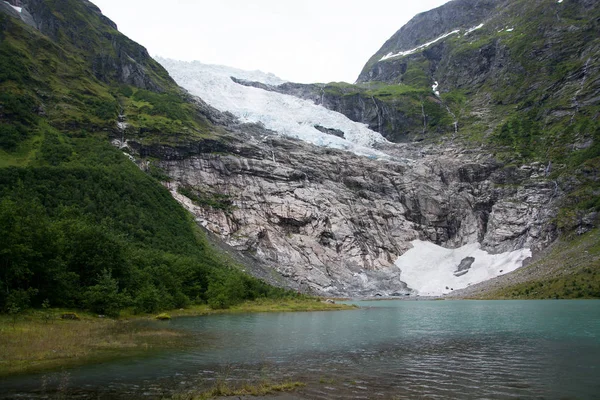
(1, 0), (597, 300)
(153, 0), (599, 297)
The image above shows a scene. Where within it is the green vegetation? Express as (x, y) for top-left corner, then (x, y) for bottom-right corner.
(164, 298), (356, 316)
(0, 139), (299, 315)
(0, 1), (309, 320)
(360, 0), (600, 236)
(0, 299), (352, 377)
(177, 185), (236, 213)
(0, 309), (187, 377)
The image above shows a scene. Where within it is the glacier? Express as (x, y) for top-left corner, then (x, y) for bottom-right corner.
(157, 58), (388, 159)
(156, 58), (532, 296)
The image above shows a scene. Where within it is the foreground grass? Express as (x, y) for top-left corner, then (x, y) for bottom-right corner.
(171, 380), (305, 400)
(0, 309), (186, 377)
(0, 298), (354, 377)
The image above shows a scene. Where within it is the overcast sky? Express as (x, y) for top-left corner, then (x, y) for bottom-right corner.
(91, 0), (450, 83)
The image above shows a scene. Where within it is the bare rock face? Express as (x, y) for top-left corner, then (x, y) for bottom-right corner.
(127, 128), (559, 297)
(454, 257), (475, 277)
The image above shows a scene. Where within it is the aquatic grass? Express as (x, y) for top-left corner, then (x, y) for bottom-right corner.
(162, 298), (356, 317)
(0, 310), (186, 377)
(171, 380), (305, 400)
(0, 299), (354, 377)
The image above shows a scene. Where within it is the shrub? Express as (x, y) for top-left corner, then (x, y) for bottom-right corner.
(133, 284), (162, 314)
(84, 269), (129, 317)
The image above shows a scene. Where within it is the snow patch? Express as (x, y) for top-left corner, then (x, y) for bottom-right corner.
(432, 81), (440, 97)
(381, 30), (460, 61)
(3, 1), (22, 12)
(557, 0), (563, 3)
(380, 24), (487, 62)
(465, 23), (484, 35)
(395, 240), (531, 296)
(158, 58), (388, 159)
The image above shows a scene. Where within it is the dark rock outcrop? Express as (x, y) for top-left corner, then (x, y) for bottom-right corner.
(454, 257), (475, 277)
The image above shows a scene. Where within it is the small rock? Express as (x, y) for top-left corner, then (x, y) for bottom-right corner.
(60, 313), (80, 320)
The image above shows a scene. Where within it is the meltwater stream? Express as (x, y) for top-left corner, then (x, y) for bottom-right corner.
(2, 300), (600, 399)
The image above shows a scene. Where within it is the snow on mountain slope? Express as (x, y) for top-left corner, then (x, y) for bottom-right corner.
(157, 58), (388, 158)
(395, 240), (532, 296)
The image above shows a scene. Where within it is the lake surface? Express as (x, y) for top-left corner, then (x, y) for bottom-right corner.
(2, 300), (600, 399)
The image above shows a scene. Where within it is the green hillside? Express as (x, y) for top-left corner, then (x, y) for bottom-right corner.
(0, 1), (289, 316)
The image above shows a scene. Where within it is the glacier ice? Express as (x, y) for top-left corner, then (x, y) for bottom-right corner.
(157, 58), (388, 159)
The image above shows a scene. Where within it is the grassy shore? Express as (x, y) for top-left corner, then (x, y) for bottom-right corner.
(0, 298), (354, 377)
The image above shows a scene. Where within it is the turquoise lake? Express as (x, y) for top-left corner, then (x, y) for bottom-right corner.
(1, 300), (599, 399)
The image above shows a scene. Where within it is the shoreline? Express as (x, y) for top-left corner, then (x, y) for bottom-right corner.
(0, 298), (355, 378)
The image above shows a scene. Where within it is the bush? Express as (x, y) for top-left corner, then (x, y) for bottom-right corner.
(84, 269), (129, 317)
(133, 284), (162, 314)
(206, 275), (247, 310)
(0, 123), (28, 150)
(4, 288), (38, 313)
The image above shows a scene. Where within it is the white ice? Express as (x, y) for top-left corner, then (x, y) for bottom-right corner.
(395, 240), (531, 296)
(465, 23), (484, 35)
(558, 0), (563, 3)
(4, 1), (22, 12)
(158, 58), (388, 159)
(432, 81), (440, 97)
(380, 30), (461, 61)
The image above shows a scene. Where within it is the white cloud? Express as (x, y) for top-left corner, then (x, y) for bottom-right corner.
(91, 0), (451, 83)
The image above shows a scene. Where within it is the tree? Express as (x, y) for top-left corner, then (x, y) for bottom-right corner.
(84, 269), (129, 317)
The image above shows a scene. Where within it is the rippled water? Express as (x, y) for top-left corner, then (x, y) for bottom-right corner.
(2, 300), (600, 399)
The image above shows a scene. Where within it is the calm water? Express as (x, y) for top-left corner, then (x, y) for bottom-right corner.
(1, 300), (600, 399)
